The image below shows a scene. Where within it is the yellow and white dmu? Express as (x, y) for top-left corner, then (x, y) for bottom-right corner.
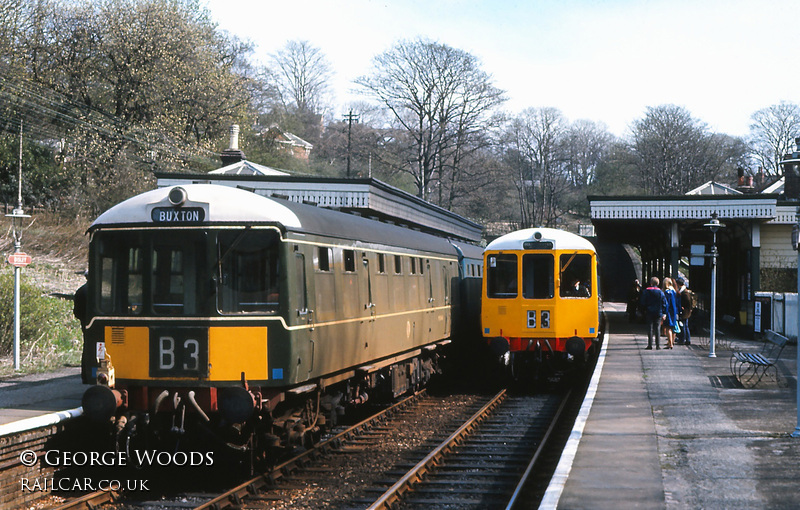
(481, 227), (602, 379)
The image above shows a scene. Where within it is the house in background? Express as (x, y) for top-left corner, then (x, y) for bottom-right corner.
(260, 125), (313, 161)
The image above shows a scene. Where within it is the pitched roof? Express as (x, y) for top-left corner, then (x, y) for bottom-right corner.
(208, 160), (288, 176)
(762, 177), (784, 194)
(685, 181), (742, 196)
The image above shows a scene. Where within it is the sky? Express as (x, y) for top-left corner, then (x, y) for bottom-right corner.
(202, 0), (800, 138)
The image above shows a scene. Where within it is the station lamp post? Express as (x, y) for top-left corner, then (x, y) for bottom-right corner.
(793, 204), (800, 438)
(780, 140), (800, 438)
(703, 212), (724, 358)
(6, 126), (30, 371)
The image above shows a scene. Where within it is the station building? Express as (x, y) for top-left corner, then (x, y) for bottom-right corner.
(589, 177), (798, 335)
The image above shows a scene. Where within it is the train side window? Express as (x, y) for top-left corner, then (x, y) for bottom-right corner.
(394, 255), (403, 274)
(419, 258), (424, 275)
(316, 246), (331, 271)
(343, 249), (356, 272)
(377, 253), (386, 273)
(560, 253), (592, 298)
(410, 258), (416, 275)
(295, 253), (308, 312)
(486, 254), (517, 298)
(522, 253), (554, 299)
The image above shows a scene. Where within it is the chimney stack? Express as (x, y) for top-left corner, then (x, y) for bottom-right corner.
(220, 124), (246, 166)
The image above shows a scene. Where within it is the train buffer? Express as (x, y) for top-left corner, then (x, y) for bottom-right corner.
(729, 329), (789, 388)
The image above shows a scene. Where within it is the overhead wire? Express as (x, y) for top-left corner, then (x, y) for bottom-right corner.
(0, 68), (220, 166)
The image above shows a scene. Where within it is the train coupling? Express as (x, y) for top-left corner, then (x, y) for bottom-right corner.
(81, 357), (126, 423)
(82, 384), (125, 423)
(565, 336), (586, 363)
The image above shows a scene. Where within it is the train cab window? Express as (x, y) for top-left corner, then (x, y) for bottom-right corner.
(394, 255), (403, 274)
(316, 247), (331, 271)
(522, 254), (554, 299)
(343, 249), (356, 272)
(377, 253), (386, 274)
(95, 231), (204, 317)
(217, 230), (280, 314)
(152, 246), (194, 315)
(486, 254), (517, 298)
(560, 253), (592, 298)
(127, 248), (143, 313)
(98, 241), (144, 315)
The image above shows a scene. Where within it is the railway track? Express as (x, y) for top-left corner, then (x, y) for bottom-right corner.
(21, 371), (591, 509)
(45, 389), (450, 509)
(364, 390), (571, 509)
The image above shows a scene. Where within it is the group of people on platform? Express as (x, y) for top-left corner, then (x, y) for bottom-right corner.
(627, 276), (695, 350)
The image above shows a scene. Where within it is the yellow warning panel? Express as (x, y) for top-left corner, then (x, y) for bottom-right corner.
(209, 327), (268, 381)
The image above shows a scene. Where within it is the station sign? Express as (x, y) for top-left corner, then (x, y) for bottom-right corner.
(689, 244), (706, 266)
(151, 206), (206, 224)
(7, 252), (31, 267)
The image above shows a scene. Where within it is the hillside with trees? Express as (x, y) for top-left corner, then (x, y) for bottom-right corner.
(2, 0), (797, 231)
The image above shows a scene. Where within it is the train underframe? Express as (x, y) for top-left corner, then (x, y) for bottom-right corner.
(488, 335), (597, 383)
(82, 347), (445, 472)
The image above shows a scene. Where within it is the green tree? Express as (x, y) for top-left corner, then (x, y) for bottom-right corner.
(2, 0), (260, 213)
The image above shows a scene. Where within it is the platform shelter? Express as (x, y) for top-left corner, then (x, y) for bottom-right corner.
(589, 180), (798, 331)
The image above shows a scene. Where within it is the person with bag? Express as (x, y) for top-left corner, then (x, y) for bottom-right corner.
(639, 276), (667, 350)
(661, 277), (681, 349)
(676, 277), (694, 345)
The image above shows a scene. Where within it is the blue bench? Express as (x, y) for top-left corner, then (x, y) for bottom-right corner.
(729, 329), (788, 388)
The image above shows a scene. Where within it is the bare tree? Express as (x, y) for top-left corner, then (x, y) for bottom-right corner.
(631, 104), (746, 195)
(269, 40), (333, 115)
(749, 101), (800, 177)
(503, 107), (569, 227)
(631, 105), (705, 194)
(355, 38), (505, 200)
(563, 119), (614, 188)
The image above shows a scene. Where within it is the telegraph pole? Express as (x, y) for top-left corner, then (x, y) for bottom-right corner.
(344, 110), (359, 177)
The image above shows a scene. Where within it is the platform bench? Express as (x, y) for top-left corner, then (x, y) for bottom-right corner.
(729, 329), (788, 388)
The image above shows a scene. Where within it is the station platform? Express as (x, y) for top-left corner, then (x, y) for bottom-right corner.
(0, 367), (83, 428)
(543, 303), (800, 509)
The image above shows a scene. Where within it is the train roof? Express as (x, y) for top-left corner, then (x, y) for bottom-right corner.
(485, 227), (595, 252)
(155, 172), (483, 243)
(90, 184), (462, 256)
(450, 239), (485, 261)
